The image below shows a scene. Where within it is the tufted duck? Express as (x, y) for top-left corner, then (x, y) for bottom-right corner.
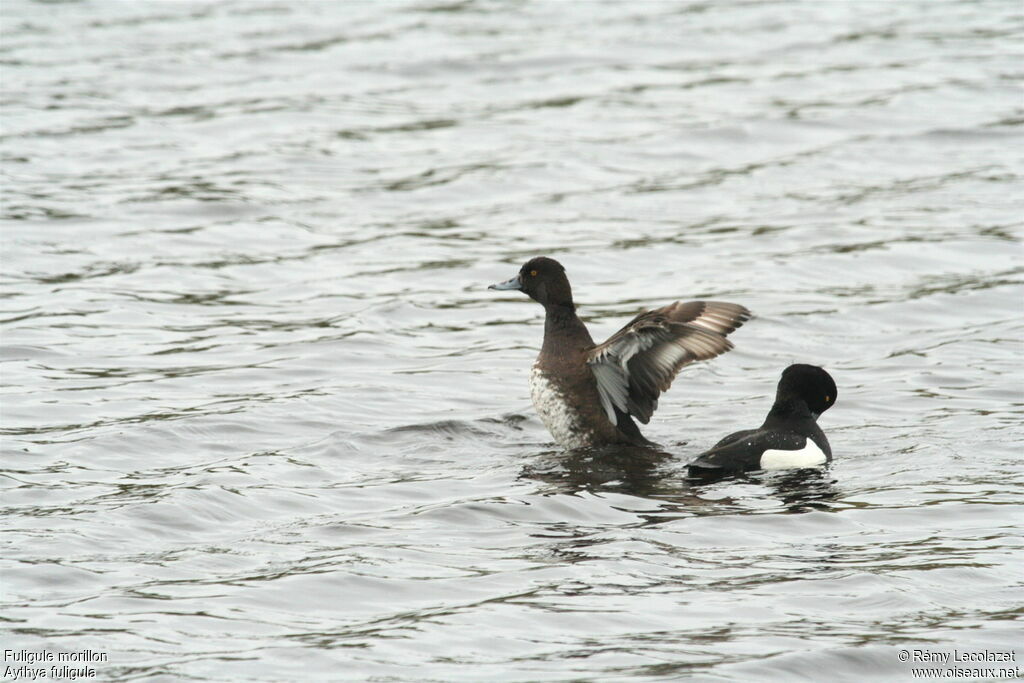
(490, 256), (750, 449)
(687, 364), (836, 475)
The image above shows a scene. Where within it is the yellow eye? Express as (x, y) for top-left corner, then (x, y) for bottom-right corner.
(825, 395), (831, 402)
(530, 270), (538, 277)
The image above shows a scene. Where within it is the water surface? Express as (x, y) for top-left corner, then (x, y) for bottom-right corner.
(2, 1), (1022, 680)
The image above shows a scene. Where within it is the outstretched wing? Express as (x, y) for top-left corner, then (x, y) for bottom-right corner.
(587, 301), (750, 425)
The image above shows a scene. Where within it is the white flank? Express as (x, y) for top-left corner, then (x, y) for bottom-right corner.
(759, 440), (827, 470)
(529, 365), (590, 449)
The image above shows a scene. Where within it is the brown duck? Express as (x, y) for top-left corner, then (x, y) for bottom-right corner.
(490, 256), (750, 449)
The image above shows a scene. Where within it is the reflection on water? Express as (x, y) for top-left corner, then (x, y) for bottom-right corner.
(2, 0), (1022, 680)
(521, 445), (677, 495)
(523, 446), (842, 524)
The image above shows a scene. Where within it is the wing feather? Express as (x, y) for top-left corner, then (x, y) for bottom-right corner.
(587, 300), (750, 425)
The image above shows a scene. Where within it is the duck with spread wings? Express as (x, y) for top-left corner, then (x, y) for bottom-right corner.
(490, 256), (750, 449)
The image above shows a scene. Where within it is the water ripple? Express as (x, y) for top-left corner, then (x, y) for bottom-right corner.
(2, 0), (1022, 680)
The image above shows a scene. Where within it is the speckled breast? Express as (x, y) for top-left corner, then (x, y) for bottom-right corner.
(528, 365), (595, 449)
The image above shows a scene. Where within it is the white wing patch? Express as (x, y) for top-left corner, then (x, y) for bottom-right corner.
(589, 328), (658, 424)
(590, 362), (628, 425)
(688, 307), (747, 335)
(759, 440), (827, 470)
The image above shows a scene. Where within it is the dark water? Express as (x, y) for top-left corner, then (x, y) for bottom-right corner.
(2, 1), (1022, 681)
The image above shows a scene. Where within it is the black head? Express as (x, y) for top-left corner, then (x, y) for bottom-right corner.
(489, 256), (574, 308)
(776, 364), (837, 418)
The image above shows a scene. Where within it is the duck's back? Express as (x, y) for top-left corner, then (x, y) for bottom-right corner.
(688, 423), (830, 473)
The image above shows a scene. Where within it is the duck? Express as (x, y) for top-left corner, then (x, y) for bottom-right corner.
(489, 256), (750, 449)
(687, 364), (836, 475)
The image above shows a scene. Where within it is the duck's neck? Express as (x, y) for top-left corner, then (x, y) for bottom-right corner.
(541, 302), (593, 353)
(764, 397), (815, 427)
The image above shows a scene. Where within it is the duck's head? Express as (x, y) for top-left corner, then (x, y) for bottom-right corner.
(777, 364), (837, 419)
(489, 256), (574, 308)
